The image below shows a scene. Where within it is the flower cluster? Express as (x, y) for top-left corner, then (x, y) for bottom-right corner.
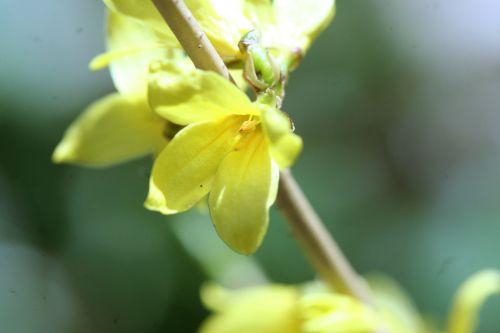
(200, 270), (500, 333)
(53, 0), (333, 254)
(103, 0), (335, 61)
(52, 1), (499, 333)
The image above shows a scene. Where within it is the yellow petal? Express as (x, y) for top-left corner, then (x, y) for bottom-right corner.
(149, 62), (257, 125)
(200, 284), (301, 333)
(209, 129), (279, 255)
(447, 270), (500, 333)
(91, 10), (184, 96)
(271, 133), (303, 169)
(273, 0), (335, 52)
(145, 116), (243, 214)
(103, 0), (167, 36)
(104, 0), (333, 62)
(104, 0), (251, 61)
(260, 106), (303, 168)
(300, 292), (380, 333)
(53, 93), (166, 167)
(107, 10), (176, 95)
(200, 283), (233, 312)
(367, 274), (426, 333)
(228, 68), (249, 92)
(186, 0), (251, 60)
(89, 46), (163, 72)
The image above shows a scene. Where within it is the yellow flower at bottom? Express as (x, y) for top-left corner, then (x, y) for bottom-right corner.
(200, 284), (301, 333)
(300, 291), (380, 333)
(199, 283), (380, 333)
(199, 270), (500, 333)
(145, 61), (302, 254)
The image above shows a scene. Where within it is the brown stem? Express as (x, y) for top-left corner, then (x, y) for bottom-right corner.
(152, 0), (235, 83)
(151, 0), (374, 305)
(276, 169), (373, 304)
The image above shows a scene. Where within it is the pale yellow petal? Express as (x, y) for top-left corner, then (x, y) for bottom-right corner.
(447, 270), (500, 333)
(186, 0), (252, 60)
(243, 0), (274, 25)
(273, 0), (335, 52)
(145, 116), (243, 214)
(260, 106), (302, 168)
(300, 292), (380, 333)
(367, 274), (427, 333)
(103, 10), (183, 95)
(104, 0), (252, 61)
(200, 284), (301, 333)
(107, 10), (168, 95)
(242, 0), (275, 48)
(200, 283), (233, 312)
(228, 68), (249, 91)
(270, 133), (303, 169)
(53, 93), (166, 167)
(149, 62), (257, 125)
(103, 0), (167, 36)
(89, 46), (162, 72)
(209, 129), (279, 255)
(104, 0), (334, 61)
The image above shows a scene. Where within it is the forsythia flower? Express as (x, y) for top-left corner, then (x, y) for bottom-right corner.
(199, 282), (381, 333)
(145, 61), (302, 254)
(53, 8), (248, 167)
(200, 284), (302, 333)
(53, 6), (299, 254)
(199, 270), (500, 333)
(52, 11), (178, 166)
(103, 0), (335, 61)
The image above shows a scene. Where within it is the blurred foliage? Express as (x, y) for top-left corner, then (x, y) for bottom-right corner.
(0, 0), (499, 332)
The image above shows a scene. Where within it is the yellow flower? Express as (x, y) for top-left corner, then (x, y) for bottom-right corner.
(103, 0), (335, 61)
(53, 9), (280, 255)
(53, 10), (176, 166)
(198, 270), (500, 333)
(200, 284), (302, 333)
(199, 283), (381, 333)
(300, 287), (381, 333)
(145, 61), (302, 254)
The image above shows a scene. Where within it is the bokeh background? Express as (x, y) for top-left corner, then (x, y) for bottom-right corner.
(1, 0), (499, 332)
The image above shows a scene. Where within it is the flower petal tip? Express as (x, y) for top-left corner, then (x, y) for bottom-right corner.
(447, 269), (500, 333)
(211, 217), (265, 256)
(51, 141), (74, 164)
(88, 54), (108, 71)
(143, 195), (178, 215)
(226, 242), (260, 256)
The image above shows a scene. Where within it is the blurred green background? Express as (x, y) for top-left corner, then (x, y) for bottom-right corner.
(1, 0), (499, 332)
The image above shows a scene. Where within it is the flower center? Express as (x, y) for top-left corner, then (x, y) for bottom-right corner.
(238, 118), (259, 134)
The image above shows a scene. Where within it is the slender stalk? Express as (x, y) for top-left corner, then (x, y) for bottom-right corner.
(151, 0), (374, 305)
(276, 169), (372, 303)
(151, 0), (235, 83)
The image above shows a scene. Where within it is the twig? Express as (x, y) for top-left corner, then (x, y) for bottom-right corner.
(152, 0), (235, 83)
(276, 169), (373, 303)
(151, 0), (374, 305)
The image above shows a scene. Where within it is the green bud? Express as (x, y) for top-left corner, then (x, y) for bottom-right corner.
(239, 30), (280, 91)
